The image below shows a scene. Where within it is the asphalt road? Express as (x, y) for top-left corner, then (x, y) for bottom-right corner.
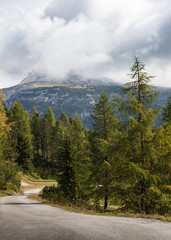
(0, 189), (171, 240)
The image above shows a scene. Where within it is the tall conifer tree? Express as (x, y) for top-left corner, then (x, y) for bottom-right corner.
(8, 102), (33, 172)
(0, 92), (20, 190)
(114, 57), (164, 213)
(56, 113), (91, 202)
(30, 106), (41, 155)
(70, 114), (91, 200)
(163, 95), (171, 123)
(91, 92), (119, 210)
(40, 107), (56, 161)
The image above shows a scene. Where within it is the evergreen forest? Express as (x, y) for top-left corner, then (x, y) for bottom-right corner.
(0, 57), (170, 215)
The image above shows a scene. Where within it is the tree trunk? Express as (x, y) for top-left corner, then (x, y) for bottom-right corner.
(104, 194), (108, 211)
(104, 170), (108, 211)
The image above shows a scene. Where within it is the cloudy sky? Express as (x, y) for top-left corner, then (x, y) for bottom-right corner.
(0, 0), (171, 88)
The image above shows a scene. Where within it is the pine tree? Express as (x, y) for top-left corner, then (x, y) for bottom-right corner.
(56, 113), (73, 198)
(8, 102), (33, 172)
(59, 112), (70, 127)
(56, 113), (91, 202)
(163, 95), (171, 123)
(30, 106), (41, 155)
(91, 92), (119, 210)
(69, 113), (91, 201)
(46, 107), (56, 127)
(40, 107), (56, 161)
(35, 107), (56, 178)
(53, 112), (70, 164)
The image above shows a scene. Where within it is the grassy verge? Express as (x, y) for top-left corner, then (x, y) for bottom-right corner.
(0, 187), (21, 197)
(0, 174), (57, 197)
(28, 193), (171, 222)
(0, 190), (21, 197)
(21, 176), (57, 193)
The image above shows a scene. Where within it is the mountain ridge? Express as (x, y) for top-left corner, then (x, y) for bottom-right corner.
(2, 72), (171, 129)
(20, 72), (121, 86)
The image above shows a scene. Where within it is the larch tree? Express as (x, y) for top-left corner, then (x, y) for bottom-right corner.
(114, 57), (165, 213)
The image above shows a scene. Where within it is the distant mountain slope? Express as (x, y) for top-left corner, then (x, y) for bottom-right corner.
(3, 81), (171, 129)
(20, 72), (118, 86)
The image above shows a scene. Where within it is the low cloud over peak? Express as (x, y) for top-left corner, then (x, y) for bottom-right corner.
(0, 0), (171, 88)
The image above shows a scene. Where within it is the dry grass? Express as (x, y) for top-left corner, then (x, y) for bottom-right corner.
(20, 175), (57, 193)
(28, 194), (171, 222)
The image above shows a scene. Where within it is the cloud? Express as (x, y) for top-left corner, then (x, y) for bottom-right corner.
(36, 15), (113, 79)
(155, 16), (171, 58)
(44, 0), (87, 22)
(0, 0), (171, 88)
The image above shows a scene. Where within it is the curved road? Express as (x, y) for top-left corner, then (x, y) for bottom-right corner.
(0, 189), (171, 240)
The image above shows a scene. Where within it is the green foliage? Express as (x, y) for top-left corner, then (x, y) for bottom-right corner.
(42, 185), (91, 208)
(163, 95), (171, 123)
(30, 106), (57, 178)
(0, 161), (20, 193)
(113, 57), (170, 214)
(124, 56), (159, 106)
(29, 80), (170, 215)
(1, 58), (170, 215)
(56, 113), (91, 201)
(69, 114), (92, 199)
(30, 106), (41, 155)
(8, 102), (33, 173)
(42, 185), (67, 203)
(40, 107), (56, 160)
(90, 92), (120, 210)
(0, 92), (20, 192)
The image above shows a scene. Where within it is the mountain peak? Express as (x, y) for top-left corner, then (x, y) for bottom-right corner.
(20, 72), (119, 86)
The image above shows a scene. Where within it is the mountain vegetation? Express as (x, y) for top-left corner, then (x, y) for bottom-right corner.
(0, 58), (170, 215)
(0, 92), (20, 195)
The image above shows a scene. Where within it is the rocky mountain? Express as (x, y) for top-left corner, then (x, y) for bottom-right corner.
(3, 74), (171, 129)
(20, 72), (118, 86)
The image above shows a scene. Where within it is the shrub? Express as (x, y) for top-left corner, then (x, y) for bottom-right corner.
(5, 182), (18, 192)
(42, 185), (67, 204)
(42, 185), (91, 209)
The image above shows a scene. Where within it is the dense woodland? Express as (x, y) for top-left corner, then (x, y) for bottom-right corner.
(0, 57), (170, 214)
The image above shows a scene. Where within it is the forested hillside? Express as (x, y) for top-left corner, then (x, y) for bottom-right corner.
(1, 57), (170, 215)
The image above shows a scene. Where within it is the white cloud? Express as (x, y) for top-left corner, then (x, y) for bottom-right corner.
(0, 0), (171, 88)
(44, 0), (87, 21)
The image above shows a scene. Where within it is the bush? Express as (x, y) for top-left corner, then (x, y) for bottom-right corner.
(42, 185), (91, 209)
(42, 185), (67, 204)
(144, 186), (162, 214)
(5, 182), (18, 192)
(0, 162), (21, 193)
